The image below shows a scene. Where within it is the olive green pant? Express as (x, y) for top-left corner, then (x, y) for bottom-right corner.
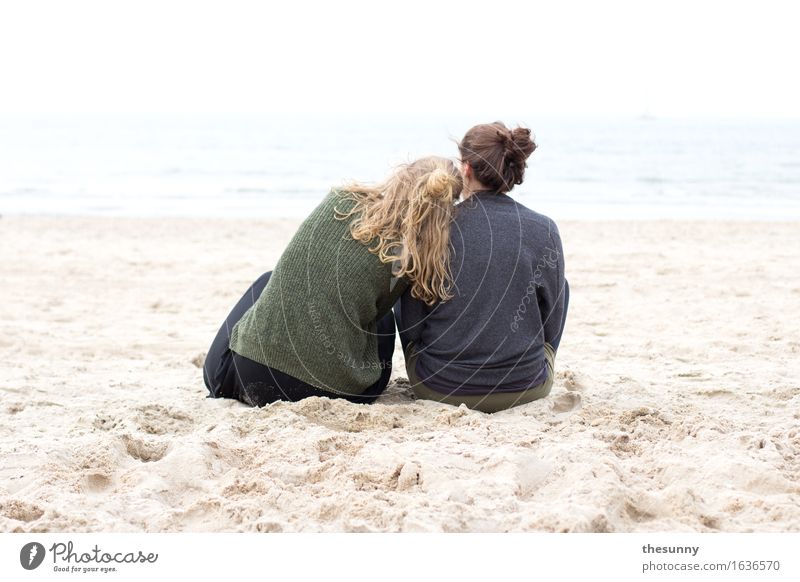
(405, 343), (556, 413)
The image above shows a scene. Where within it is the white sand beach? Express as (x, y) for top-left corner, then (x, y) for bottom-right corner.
(1, 216), (798, 532)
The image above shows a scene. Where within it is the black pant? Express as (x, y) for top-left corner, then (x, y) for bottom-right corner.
(203, 271), (396, 406)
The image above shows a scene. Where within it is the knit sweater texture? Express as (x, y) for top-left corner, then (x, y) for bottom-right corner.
(398, 191), (567, 394)
(230, 189), (408, 396)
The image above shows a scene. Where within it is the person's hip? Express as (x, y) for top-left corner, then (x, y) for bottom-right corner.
(404, 343), (555, 413)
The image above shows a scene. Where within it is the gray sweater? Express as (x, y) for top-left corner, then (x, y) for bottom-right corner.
(397, 191), (567, 394)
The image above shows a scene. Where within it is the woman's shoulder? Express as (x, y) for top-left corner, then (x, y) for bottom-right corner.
(522, 207), (562, 247)
(301, 188), (357, 221)
(454, 195), (562, 249)
(454, 193), (556, 226)
(323, 186), (350, 204)
(325, 187), (361, 212)
(505, 197), (561, 236)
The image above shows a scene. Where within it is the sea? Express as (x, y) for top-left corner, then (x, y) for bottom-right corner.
(1, 113), (799, 220)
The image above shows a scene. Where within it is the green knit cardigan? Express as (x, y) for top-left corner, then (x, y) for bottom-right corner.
(230, 189), (409, 396)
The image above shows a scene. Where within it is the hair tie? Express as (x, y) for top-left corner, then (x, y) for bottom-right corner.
(425, 168), (452, 199)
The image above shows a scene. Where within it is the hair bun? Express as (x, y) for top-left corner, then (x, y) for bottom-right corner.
(510, 126), (536, 159)
(500, 130), (516, 159)
(425, 168), (452, 198)
(458, 121), (536, 194)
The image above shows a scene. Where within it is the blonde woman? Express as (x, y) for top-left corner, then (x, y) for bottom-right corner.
(203, 157), (463, 406)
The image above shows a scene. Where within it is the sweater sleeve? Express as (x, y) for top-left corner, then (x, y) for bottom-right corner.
(396, 286), (428, 348)
(539, 219), (567, 349)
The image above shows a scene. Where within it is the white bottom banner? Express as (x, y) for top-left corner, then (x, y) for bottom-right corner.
(1, 533), (798, 581)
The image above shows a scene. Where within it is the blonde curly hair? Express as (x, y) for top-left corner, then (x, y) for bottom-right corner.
(335, 156), (463, 305)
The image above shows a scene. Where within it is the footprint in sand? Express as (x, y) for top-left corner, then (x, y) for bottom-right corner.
(0, 499), (44, 522)
(134, 404), (193, 435)
(120, 435), (169, 462)
(93, 413), (124, 431)
(552, 391), (582, 413)
(84, 473), (112, 492)
(559, 368), (586, 392)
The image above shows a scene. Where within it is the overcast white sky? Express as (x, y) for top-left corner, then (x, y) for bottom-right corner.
(1, 0), (798, 118)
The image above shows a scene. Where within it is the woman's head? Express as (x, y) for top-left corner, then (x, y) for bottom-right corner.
(458, 121), (537, 194)
(337, 156), (463, 305)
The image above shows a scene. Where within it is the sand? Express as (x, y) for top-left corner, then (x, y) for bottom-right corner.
(1, 216), (798, 532)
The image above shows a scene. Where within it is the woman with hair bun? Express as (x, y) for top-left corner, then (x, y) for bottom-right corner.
(203, 156), (462, 406)
(396, 122), (569, 413)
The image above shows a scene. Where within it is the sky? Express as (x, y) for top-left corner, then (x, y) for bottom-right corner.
(0, 0), (798, 118)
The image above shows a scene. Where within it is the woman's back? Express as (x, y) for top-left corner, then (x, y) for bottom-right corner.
(204, 156), (463, 407)
(401, 191), (566, 394)
(230, 189), (406, 395)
